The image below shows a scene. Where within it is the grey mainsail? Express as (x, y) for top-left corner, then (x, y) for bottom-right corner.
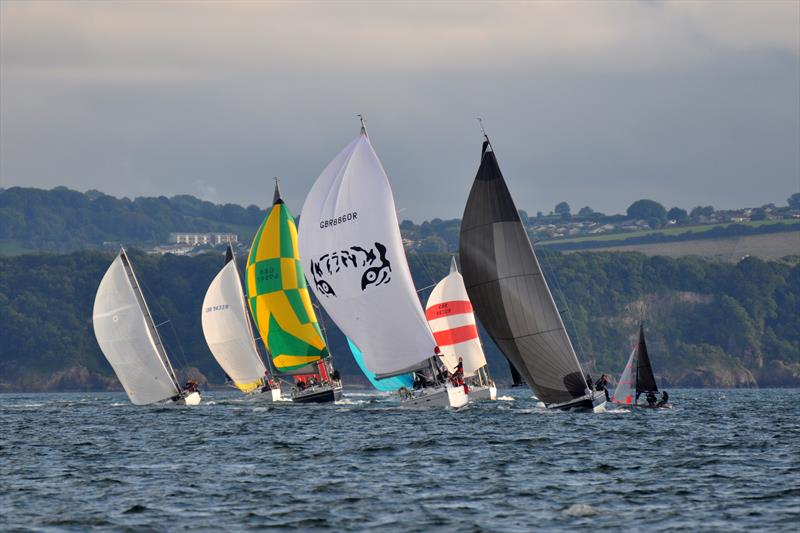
(459, 139), (589, 406)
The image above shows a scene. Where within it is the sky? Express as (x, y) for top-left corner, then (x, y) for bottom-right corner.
(1, 0), (798, 220)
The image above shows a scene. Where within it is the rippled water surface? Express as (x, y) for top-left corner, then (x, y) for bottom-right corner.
(1, 389), (798, 531)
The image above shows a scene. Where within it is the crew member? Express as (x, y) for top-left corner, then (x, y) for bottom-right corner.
(595, 374), (610, 402)
(646, 391), (657, 407)
(657, 390), (669, 407)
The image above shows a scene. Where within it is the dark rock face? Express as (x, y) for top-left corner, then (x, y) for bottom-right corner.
(756, 361), (800, 387)
(3, 366), (122, 392)
(673, 366), (758, 388)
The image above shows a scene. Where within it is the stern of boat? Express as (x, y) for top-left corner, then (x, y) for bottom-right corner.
(400, 383), (468, 409)
(177, 391), (202, 406)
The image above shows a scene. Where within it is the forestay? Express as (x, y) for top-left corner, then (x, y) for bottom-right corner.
(425, 257), (487, 377)
(202, 250), (267, 393)
(93, 252), (180, 405)
(298, 130), (436, 378)
(459, 140), (588, 405)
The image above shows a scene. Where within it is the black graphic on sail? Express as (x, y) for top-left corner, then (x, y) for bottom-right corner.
(635, 324), (658, 394)
(310, 242), (392, 298)
(459, 140), (588, 405)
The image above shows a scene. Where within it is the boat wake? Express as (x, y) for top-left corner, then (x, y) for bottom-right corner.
(562, 503), (602, 517)
(496, 395), (515, 401)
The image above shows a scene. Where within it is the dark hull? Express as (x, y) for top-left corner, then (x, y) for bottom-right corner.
(547, 391), (606, 412)
(291, 386), (343, 404)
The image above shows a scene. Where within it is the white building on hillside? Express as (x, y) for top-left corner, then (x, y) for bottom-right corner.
(169, 232), (238, 246)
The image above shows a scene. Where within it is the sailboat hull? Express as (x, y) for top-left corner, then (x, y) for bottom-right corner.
(291, 383), (343, 404)
(469, 384), (497, 401)
(547, 391), (606, 412)
(400, 383), (469, 409)
(175, 391), (202, 406)
(246, 386), (282, 402)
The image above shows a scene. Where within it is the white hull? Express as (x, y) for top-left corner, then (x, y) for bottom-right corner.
(175, 391), (202, 406)
(469, 384), (497, 401)
(247, 386), (282, 402)
(400, 383), (468, 409)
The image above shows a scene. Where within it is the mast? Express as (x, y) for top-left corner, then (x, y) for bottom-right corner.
(119, 246), (182, 392)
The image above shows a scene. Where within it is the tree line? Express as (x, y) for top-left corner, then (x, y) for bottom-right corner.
(1, 249), (797, 390)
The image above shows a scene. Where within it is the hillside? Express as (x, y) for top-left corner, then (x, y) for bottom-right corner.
(559, 231), (800, 263)
(1, 250), (797, 392)
(2, 187), (799, 259)
(0, 186), (267, 253)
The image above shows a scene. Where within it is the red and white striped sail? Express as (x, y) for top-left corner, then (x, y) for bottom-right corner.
(425, 257), (487, 377)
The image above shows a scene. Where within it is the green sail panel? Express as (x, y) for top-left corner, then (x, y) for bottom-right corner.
(246, 187), (328, 373)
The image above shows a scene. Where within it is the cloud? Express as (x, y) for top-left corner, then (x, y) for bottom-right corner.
(1, 1), (798, 218)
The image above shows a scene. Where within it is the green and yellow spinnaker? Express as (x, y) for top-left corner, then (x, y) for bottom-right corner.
(246, 182), (328, 373)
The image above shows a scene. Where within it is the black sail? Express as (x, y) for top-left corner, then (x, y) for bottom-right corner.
(459, 140), (587, 405)
(635, 324), (658, 394)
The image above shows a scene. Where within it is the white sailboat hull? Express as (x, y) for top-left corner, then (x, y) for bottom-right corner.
(400, 383), (468, 409)
(469, 384), (497, 401)
(260, 387), (282, 402)
(175, 391), (202, 406)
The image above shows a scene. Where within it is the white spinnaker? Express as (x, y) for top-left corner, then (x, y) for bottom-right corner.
(611, 346), (637, 405)
(202, 260), (267, 389)
(426, 258), (488, 377)
(298, 132), (436, 377)
(93, 254), (179, 405)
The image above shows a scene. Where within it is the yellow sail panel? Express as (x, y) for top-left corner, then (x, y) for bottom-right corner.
(235, 378), (264, 394)
(246, 190), (329, 373)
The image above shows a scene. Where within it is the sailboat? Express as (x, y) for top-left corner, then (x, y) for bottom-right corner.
(93, 247), (201, 406)
(459, 131), (605, 412)
(426, 257), (497, 400)
(246, 180), (343, 403)
(298, 121), (468, 409)
(611, 323), (667, 407)
(201, 245), (281, 401)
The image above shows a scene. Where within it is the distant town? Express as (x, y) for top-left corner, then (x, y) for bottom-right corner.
(143, 195), (800, 256)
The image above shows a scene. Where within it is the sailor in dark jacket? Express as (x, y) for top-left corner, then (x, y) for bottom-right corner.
(594, 374), (610, 402)
(657, 390), (669, 407)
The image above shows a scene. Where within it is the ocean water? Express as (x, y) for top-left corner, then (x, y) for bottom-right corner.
(1, 389), (798, 532)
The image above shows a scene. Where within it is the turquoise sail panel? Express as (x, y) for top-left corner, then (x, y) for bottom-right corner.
(347, 339), (413, 391)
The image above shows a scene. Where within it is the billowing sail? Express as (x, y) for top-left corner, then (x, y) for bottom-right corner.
(636, 325), (658, 393)
(347, 338), (414, 391)
(611, 346), (637, 405)
(202, 247), (267, 393)
(425, 257), (487, 377)
(246, 183), (328, 373)
(93, 251), (180, 405)
(459, 140), (587, 406)
(298, 130), (436, 378)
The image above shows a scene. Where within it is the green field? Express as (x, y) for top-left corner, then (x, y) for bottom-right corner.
(539, 218), (799, 246)
(0, 240), (36, 256)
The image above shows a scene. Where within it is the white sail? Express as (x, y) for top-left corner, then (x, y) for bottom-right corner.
(298, 130), (436, 377)
(93, 253), (180, 405)
(611, 346), (637, 405)
(202, 258), (267, 393)
(425, 257), (488, 377)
